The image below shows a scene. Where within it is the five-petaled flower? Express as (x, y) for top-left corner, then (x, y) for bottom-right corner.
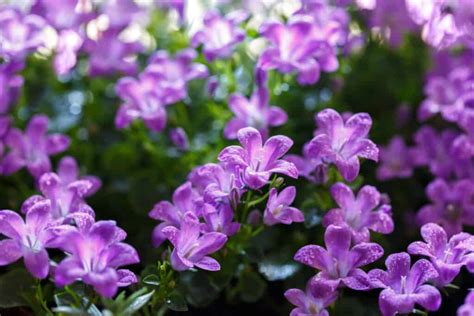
(54, 220), (139, 298)
(1, 114), (70, 178)
(368, 252), (441, 316)
(306, 109), (379, 182)
(285, 277), (338, 316)
(323, 182), (393, 243)
(162, 212), (227, 272)
(264, 186), (304, 226)
(294, 225), (384, 291)
(218, 127), (298, 189)
(408, 223), (474, 287)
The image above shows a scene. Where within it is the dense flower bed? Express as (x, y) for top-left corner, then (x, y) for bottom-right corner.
(0, 0), (473, 315)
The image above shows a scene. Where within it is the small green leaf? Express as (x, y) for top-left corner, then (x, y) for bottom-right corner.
(142, 274), (160, 286)
(123, 290), (154, 315)
(238, 270), (267, 303)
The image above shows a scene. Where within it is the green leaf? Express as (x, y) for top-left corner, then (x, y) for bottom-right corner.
(142, 274), (160, 287)
(123, 290), (155, 315)
(0, 268), (35, 308)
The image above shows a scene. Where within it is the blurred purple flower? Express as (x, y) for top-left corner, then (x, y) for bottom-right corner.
(115, 72), (166, 132)
(170, 127), (189, 151)
(0, 200), (60, 279)
(224, 85), (287, 140)
(368, 252), (441, 316)
(2, 114), (70, 178)
(0, 61), (24, 114)
(306, 109), (379, 182)
(86, 29), (143, 77)
(377, 136), (415, 181)
(294, 225), (383, 290)
(417, 178), (474, 237)
(218, 127), (298, 189)
(285, 277), (338, 316)
(156, 0), (185, 23)
(201, 204), (240, 236)
(324, 183), (393, 243)
(412, 126), (466, 179)
(191, 10), (247, 62)
(263, 186), (304, 226)
(408, 223), (474, 287)
(369, 0), (417, 47)
(53, 29), (83, 76)
(0, 9), (45, 59)
(458, 291), (474, 316)
(258, 15), (338, 85)
(418, 66), (474, 123)
(296, 0), (351, 46)
(149, 182), (202, 247)
(31, 0), (93, 31)
(163, 212), (227, 271)
(102, 0), (145, 31)
(405, 0), (474, 48)
(145, 49), (208, 105)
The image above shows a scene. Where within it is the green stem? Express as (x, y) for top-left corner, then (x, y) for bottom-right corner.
(246, 191), (270, 209)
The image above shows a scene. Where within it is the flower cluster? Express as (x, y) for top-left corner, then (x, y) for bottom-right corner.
(115, 49), (208, 132)
(150, 127), (302, 271)
(405, 0), (474, 48)
(0, 157), (139, 298)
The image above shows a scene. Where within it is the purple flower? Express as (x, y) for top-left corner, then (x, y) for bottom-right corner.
(458, 291), (474, 316)
(258, 15), (339, 85)
(191, 10), (247, 62)
(156, 0), (185, 23)
(294, 225), (383, 290)
(162, 212), (227, 271)
(2, 114), (70, 178)
(368, 252), (441, 316)
(102, 0), (145, 31)
(224, 85), (287, 140)
(377, 136), (415, 181)
(53, 29), (84, 76)
(285, 143), (328, 184)
(417, 178), (474, 237)
(412, 126), (470, 179)
(188, 162), (243, 205)
(408, 223), (473, 287)
(0, 61), (24, 114)
(31, 0), (92, 31)
(115, 72), (167, 132)
(201, 204), (240, 236)
(25, 156), (100, 220)
(170, 127), (189, 151)
(0, 9), (45, 59)
(0, 200), (59, 278)
(405, 0), (473, 48)
(55, 221), (139, 298)
(86, 29), (143, 77)
(218, 127), (298, 189)
(306, 109), (379, 182)
(368, 0), (417, 47)
(418, 66), (474, 123)
(323, 183), (393, 243)
(284, 277), (338, 316)
(144, 49), (208, 105)
(149, 182), (202, 247)
(263, 186), (304, 226)
(296, 0), (351, 47)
